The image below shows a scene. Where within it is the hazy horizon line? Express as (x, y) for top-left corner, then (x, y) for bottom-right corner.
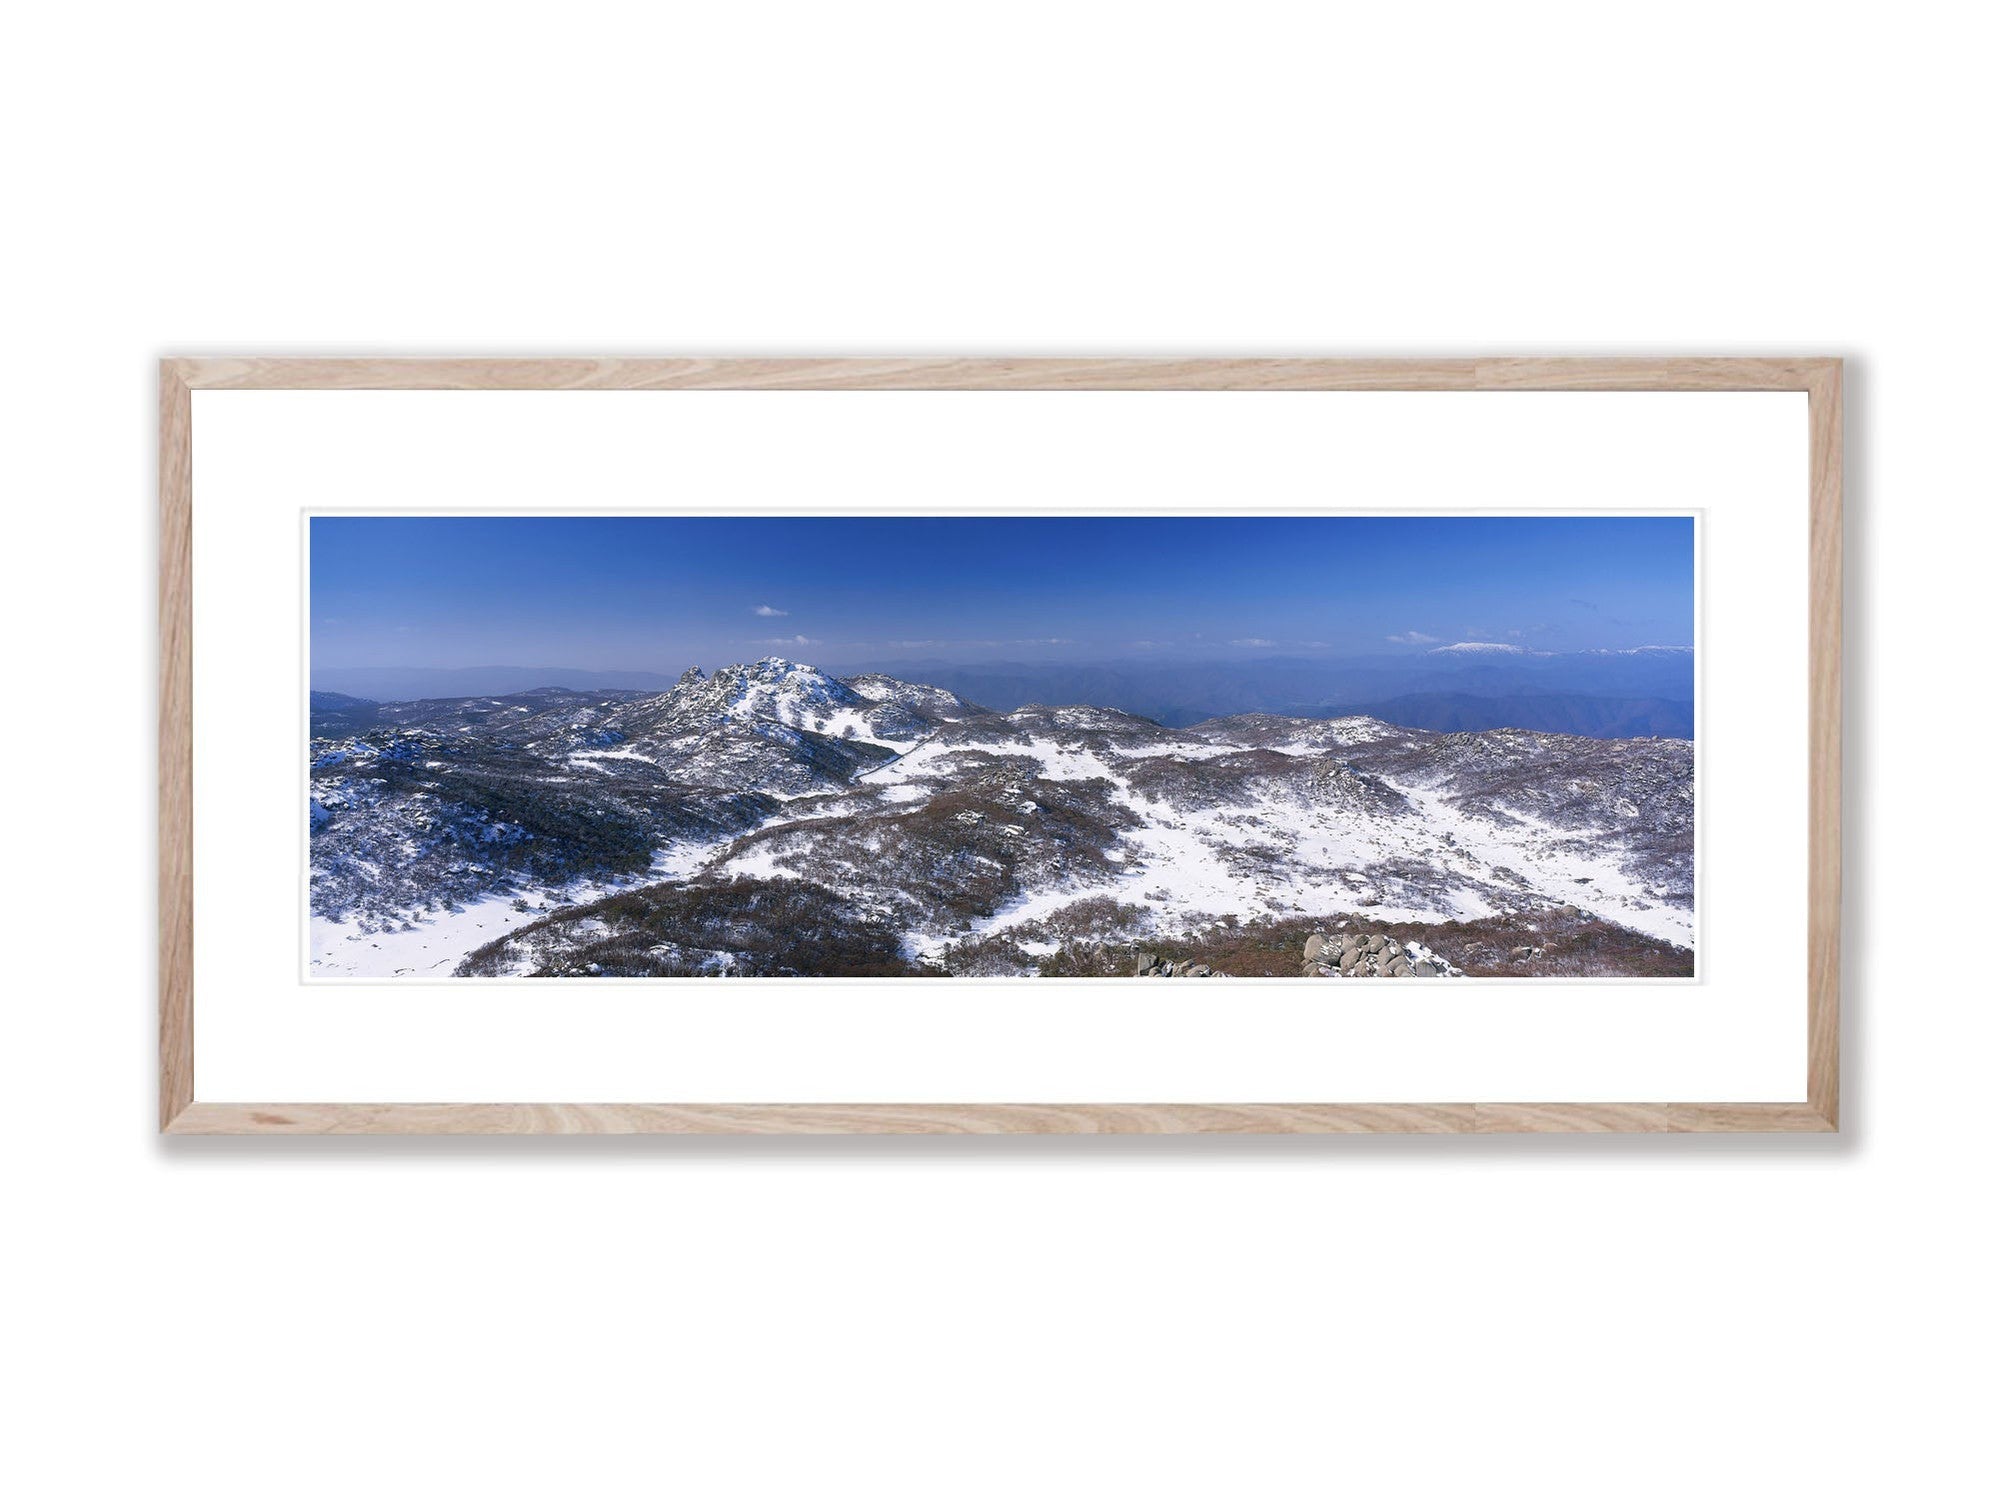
(313, 642), (1696, 675)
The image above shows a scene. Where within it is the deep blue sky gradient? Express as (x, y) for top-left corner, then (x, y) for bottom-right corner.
(310, 515), (1694, 669)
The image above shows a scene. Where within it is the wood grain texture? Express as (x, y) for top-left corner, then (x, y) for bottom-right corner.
(1667, 1103), (1836, 1133)
(1473, 356), (1837, 391)
(159, 357), (1842, 1136)
(1473, 1103), (1669, 1133)
(168, 1102), (1480, 1135)
(174, 356), (1484, 391)
(1806, 361), (1843, 1128)
(164, 1099), (1839, 1135)
(170, 355), (1842, 393)
(159, 362), (193, 1131)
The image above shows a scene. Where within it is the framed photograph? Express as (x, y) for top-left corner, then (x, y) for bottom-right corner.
(160, 358), (1840, 1134)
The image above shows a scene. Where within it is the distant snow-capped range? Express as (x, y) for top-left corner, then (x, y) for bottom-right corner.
(308, 656), (1694, 979)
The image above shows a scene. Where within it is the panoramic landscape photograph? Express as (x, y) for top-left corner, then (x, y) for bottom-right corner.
(307, 514), (1696, 980)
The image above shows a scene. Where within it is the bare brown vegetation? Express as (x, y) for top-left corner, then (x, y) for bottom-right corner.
(1176, 909), (1693, 978)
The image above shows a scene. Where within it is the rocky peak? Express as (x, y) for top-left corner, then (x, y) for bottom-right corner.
(665, 658), (860, 717)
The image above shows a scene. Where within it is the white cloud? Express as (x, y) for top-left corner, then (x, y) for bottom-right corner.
(1230, 637), (1274, 648)
(752, 604), (788, 617)
(755, 634), (815, 646)
(1386, 630), (1439, 645)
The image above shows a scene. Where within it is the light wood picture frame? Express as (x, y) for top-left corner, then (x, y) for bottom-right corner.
(160, 357), (1841, 1135)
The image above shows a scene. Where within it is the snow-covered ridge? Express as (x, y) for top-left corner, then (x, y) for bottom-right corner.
(309, 657), (1695, 976)
(613, 656), (938, 753)
(669, 656), (875, 728)
(822, 696), (1690, 950)
(840, 672), (988, 722)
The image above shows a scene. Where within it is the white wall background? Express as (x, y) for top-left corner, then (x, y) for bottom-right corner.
(2, 4), (1989, 1495)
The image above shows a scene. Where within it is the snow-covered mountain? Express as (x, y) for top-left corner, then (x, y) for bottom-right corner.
(837, 672), (990, 725)
(308, 657), (1694, 979)
(621, 658), (907, 742)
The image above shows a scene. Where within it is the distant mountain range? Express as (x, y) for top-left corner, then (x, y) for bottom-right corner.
(311, 665), (688, 701)
(314, 647), (1694, 735)
(1339, 692), (1693, 739)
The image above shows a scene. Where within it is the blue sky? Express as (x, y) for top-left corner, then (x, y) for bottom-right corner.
(309, 515), (1694, 668)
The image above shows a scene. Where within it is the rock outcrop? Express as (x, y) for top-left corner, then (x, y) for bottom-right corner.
(1300, 930), (1454, 978)
(1133, 951), (1219, 978)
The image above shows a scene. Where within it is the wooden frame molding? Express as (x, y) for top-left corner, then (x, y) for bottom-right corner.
(159, 357), (1841, 1136)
